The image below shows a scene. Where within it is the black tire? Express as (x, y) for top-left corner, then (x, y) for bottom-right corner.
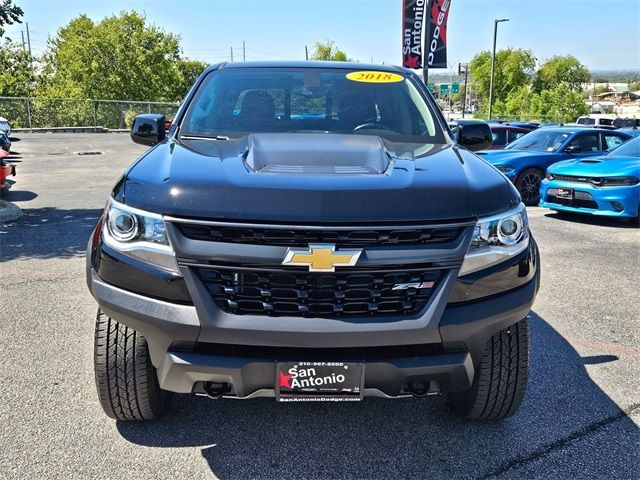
(94, 310), (171, 421)
(515, 168), (543, 206)
(448, 319), (530, 420)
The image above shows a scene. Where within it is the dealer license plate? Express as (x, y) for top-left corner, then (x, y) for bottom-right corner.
(556, 187), (573, 199)
(276, 361), (364, 402)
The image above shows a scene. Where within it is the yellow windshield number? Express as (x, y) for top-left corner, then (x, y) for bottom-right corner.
(346, 71), (404, 83)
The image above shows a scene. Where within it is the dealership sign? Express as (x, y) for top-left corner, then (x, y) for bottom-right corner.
(402, 0), (451, 71)
(402, 0), (427, 69)
(426, 0), (451, 68)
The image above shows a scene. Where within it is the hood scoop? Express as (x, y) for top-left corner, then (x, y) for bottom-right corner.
(579, 159), (602, 164)
(244, 133), (392, 175)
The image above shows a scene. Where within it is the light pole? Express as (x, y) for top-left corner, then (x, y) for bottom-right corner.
(488, 18), (509, 120)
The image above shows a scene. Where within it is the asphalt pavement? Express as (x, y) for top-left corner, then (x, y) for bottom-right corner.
(0, 133), (638, 479)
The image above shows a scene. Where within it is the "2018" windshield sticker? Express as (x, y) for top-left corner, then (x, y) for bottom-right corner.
(346, 71), (404, 83)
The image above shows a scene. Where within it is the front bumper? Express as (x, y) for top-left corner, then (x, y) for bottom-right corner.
(540, 179), (640, 218)
(88, 235), (539, 397)
(0, 162), (15, 189)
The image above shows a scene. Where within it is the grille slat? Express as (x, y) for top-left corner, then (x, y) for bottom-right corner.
(546, 193), (597, 209)
(198, 267), (442, 317)
(551, 174), (601, 185)
(178, 224), (462, 247)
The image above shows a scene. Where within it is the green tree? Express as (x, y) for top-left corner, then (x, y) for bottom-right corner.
(0, 38), (34, 126)
(0, 0), (23, 38)
(310, 40), (351, 62)
(629, 80), (640, 91)
(532, 55), (590, 93)
(0, 38), (32, 96)
(172, 58), (208, 100)
(529, 84), (589, 123)
(38, 11), (186, 102)
(469, 48), (536, 110)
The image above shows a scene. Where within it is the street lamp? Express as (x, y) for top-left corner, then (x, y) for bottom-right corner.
(488, 18), (509, 120)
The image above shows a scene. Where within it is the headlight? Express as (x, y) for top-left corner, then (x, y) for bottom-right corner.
(496, 165), (514, 174)
(545, 172), (554, 181)
(600, 176), (639, 187)
(459, 203), (529, 276)
(102, 198), (179, 274)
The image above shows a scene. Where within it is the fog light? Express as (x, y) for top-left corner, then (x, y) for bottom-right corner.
(611, 202), (624, 212)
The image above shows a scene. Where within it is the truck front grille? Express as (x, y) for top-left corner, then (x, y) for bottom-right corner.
(177, 223), (462, 248)
(197, 267), (443, 317)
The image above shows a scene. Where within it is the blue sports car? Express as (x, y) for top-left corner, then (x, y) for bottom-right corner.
(540, 135), (640, 224)
(478, 127), (631, 205)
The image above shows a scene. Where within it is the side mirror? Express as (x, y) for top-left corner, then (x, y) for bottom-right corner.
(131, 114), (166, 146)
(457, 123), (493, 152)
(564, 145), (581, 153)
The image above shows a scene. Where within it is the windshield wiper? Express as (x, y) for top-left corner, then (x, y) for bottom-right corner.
(180, 134), (230, 141)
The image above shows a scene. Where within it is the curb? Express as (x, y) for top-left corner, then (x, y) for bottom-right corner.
(0, 199), (23, 223)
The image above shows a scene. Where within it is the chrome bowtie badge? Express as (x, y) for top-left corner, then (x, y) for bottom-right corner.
(282, 244), (362, 272)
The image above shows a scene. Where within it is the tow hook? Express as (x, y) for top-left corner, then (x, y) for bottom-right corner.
(407, 381), (431, 397)
(201, 382), (231, 399)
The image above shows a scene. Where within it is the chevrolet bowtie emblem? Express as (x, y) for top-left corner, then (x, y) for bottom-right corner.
(282, 244), (363, 272)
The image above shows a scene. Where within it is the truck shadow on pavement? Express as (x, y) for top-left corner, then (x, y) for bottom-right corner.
(116, 313), (639, 479)
(0, 207), (101, 261)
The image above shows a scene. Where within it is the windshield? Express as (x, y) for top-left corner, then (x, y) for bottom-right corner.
(505, 129), (571, 152)
(180, 67), (444, 142)
(605, 136), (640, 157)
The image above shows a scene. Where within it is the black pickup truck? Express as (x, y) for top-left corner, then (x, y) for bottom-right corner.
(87, 61), (539, 421)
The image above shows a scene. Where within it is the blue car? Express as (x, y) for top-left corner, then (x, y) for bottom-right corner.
(478, 127), (632, 205)
(540, 135), (640, 224)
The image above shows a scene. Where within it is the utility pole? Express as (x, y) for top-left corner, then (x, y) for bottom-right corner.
(422, 3), (431, 86)
(26, 22), (33, 59)
(305, 45), (309, 61)
(449, 64), (454, 118)
(230, 46), (234, 62)
(243, 41), (246, 61)
(459, 63), (469, 118)
(488, 18), (509, 120)
(25, 22), (34, 132)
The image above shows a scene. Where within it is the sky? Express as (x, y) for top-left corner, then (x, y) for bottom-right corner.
(5, 0), (640, 71)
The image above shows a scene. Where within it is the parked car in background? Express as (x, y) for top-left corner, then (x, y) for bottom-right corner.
(613, 118), (640, 137)
(0, 117), (11, 136)
(617, 127), (640, 138)
(613, 118), (639, 129)
(576, 114), (615, 127)
(478, 127), (632, 205)
(487, 124), (532, 150)
(540, 135), (640, 225)
(0, 154), (16, 191)
(0, 132), (11, 152)
(504, 122), (538, 131)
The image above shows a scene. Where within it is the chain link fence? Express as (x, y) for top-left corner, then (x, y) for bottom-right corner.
(0, 97), (180, 130)
(0, 96), (570, 130)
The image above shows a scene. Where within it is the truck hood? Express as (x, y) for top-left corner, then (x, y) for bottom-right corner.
(117, 133), (519, 223)
(549, 156), (640, 177)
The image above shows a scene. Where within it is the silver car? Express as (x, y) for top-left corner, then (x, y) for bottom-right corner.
(0, 117), (11, 136)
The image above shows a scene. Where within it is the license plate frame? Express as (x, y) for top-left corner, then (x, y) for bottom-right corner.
(556, 187), (574, 199)
(275, 361), (364, 402)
